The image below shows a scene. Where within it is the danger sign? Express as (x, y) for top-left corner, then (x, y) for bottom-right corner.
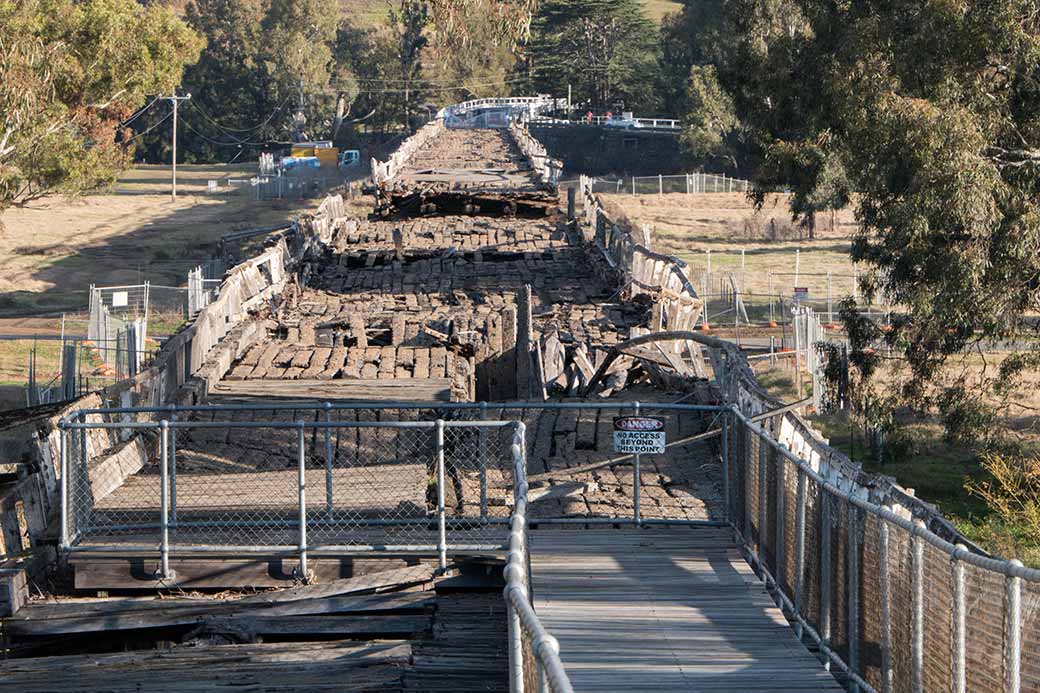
(613, 416), (666, 454)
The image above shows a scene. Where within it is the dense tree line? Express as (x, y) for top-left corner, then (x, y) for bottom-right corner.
(0, 0), (675, 198)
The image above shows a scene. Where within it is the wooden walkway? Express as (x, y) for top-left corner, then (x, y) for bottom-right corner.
(529, 527), (843, 692)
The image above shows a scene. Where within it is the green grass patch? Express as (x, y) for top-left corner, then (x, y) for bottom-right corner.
(810, 411), (1040, 566)
(754, 366), (800, 403)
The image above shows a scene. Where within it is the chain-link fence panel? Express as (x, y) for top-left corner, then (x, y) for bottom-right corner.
(922, 540), (954, 690)
(964, 560), (1009, 691)
(731, 410), (1040, 693)
(830, 493), (850, 665)
(802, 472), (823, 634)
(487, 404), (723, 524)
(63, 409), (518, 554)
(1021, 580), (1040, 691)
(859, 512), (885, 690)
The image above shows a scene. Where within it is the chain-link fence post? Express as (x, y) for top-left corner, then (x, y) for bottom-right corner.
(297, 423), (308, 580)
(775, 443), (786, 585)
(880, 519), (893, 693)
(436, 419), (447, 571)
(827, 272), (834, 325)
(159, 420), (171, 579)
(324, 402), (334, 520)
(169, 409), (178, 525)
(847, 501), (860, 693)
(78, 412), (89, 535)
(794, 464), (807, 641)
(758, 427), (768, 578)
(820, 490), (833, 670)
(633, 401), (641, 526)
(912, 521), (925, 693)
(480, 402), (489, 520)
(1007, 559), (1023, 693)
(721, 411), (730, 524)
(59, 423), (69, 549)
(953, 543), (968, 693)
(743, 420), (753, 547)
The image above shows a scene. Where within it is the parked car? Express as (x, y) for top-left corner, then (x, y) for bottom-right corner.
(339, 150), (360, 169)
(604, 113), (642, 129)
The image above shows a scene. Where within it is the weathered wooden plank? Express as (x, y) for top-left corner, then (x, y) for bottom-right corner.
(0, 640), (411, 692)
(69, 556), (419, 590)
(242, 564), (438, 604)
(209, 378), (453, 402)
(530, 528), (844, 693)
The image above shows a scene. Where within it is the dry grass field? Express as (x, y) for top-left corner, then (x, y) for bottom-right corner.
(0, 164), (352, 404)
(601, 192), (863, 305)
(0, 164), (321, 316)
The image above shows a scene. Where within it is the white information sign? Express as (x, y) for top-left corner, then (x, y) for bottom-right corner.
(111, 291), (129, 308)
(613, 416), (666, 454)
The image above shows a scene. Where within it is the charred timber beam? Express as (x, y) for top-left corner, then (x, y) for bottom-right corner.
(379, 189), (557, 219)
(581, 330), (729, 397)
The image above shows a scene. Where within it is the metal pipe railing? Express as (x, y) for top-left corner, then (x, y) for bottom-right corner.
(503, 422), (574, 693)
(729, 406), (1040, 693)
(59, 416), (522, 576)
(61, 400), (725, 422)
(58, 402), (733, 561)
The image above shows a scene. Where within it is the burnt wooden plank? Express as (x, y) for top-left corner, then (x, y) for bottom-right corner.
(69, 556), (419, 590)
(208, 378), (453, 402)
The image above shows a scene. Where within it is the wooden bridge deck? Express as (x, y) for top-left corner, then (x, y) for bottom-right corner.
(529, 527), (843, 692)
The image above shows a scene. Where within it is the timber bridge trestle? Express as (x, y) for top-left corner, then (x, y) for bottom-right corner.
(2, 99), (1037, 693)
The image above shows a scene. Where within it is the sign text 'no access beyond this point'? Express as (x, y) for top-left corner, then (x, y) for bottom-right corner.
(613, 416), (666, 454)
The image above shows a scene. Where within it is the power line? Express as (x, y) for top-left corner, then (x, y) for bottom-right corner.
(189, 96), (294, 134)
(119, 97), (159, 127)
(178, 117), (293, 148)
(123, 111), (173, 141)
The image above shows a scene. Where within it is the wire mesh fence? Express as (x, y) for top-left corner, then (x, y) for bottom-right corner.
(13, 336), (161, 407)
(251, 173), (347, 201)
(61, 406), (521, 571)
(457, 403), (725, 525)
(727, 409), (1040, 693)
(61, 402), (729, 555)
(560, 173), (751, 197)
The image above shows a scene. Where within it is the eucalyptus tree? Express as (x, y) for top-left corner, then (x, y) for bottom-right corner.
(716, 0), (1040, 436)
(0, 0), (201, 219)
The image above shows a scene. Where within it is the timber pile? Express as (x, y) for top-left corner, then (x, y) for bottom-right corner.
(1, 561), (509, 692)
(220, 209), (651, 401)
(376, 129), (547, 213)
(331, 215), (571, 254)
(398, 129), (541, 190)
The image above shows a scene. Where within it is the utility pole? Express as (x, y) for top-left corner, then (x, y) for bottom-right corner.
(160, 93), (191, 200)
